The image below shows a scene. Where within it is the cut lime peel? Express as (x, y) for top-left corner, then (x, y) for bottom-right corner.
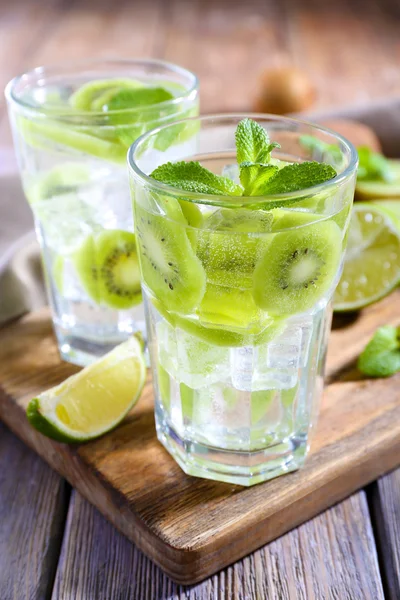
(334, 203), (400, 312)
(26, 338), (146, 443)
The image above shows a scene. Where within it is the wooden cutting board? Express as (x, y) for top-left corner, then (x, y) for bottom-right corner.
(0, 296), (400, 585)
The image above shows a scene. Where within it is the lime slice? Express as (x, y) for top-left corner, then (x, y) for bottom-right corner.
(333, 203), (400, 311)
(27, 337), (146, 443)
(355, 159), (400, 200)
(374, 199), (400, 221)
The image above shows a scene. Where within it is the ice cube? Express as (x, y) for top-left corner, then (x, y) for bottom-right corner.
(222, 163), (240, 185)
(230, 346), (254, 392)
(266, 324), (302, 369)
(156, 320), (179, 378)
(176, 327), (230, 389)
(253, 339), (299, 391)
(289, 315), (314, 366)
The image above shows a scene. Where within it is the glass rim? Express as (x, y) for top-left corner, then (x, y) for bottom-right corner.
(128, 113), (359, 205)
(4, 57), (199, 121)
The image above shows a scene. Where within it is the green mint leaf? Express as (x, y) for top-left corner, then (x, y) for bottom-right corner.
(106, 87), (174, 112)
(300, 135), (342, 164)
(357, 325), (400, 377)
(106, 87), (175, 148)
(151, 161), (243, 196)
(240, 162), (278, 195)
(235, 118), (279, 165)
(357, 146), (395, 182)
(255, 161), (337, 195)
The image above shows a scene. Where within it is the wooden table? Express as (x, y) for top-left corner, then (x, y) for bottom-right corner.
(0, 0), (399, 598)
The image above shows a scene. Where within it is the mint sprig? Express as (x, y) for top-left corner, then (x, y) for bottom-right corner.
(150, 118), (337, 198)
(240, 162), (278, 195)
(151, 161), (243, 196)
(235, 118), (279, 165)
(256, 162), (337, 195)
(300, 135), (343, 165)
(358, 325), (400, 377)
(357, 146), (395, 183)
(106, 87), (174, 113)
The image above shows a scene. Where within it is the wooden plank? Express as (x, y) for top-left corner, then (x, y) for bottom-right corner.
(52, 490), (383, 599)
(0, 422), (69, 600)
(0, 290), (399, 584)
(369, 469), (400, 600)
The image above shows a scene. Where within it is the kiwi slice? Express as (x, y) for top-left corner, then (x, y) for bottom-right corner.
(355, 159), (400, 200)
(150, 295), (284, 347)
(74, 230), (142, 309)
(27, 163), (90, 205)
(157, 363), (171, 411)
(253, 219), (342, 315)
(179, 200), (203, 228)
(197, 284), (269, 333)
(73, 235), (101, 303)
(197, 208), (272, 288)
(135, 203), (206, 313)
(69, 79), (143, 111)
(271, 208), (324, 231)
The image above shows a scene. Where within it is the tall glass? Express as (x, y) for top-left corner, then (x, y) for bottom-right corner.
(128, 115), (357, 486)
(5, 59), (199, 366)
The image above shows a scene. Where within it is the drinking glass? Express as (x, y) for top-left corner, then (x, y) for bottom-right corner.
(6, 59), (199, 366)
(128, 114), (357, 486)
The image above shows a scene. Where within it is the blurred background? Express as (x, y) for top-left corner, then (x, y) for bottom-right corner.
(1, 0), (400, 148)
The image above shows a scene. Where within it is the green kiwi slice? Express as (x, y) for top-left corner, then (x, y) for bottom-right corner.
(197, 284), (269, 333)
(73, 230), (142, 309)
(69, 79), (143, 111)
(197, 208), (272, 288)
(253, 219), (342, 315)
(355, 159), (400, 200)
(135, 203), (206, 313)
(271, 208), (324, 231)
(150, 295), (284, 347)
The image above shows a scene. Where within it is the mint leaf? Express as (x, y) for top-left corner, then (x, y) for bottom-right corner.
(106, 87), (174, 113)
(240, 162), (278, 195)
(300, 135), (342, 164)
(235, 118), (279, 165)
(107, 87), (175, 147)
(151, 161), (243, 196)
(357, 146), (395, 182)
(256, 162), (337, 195)
(357, 325), (400, 377)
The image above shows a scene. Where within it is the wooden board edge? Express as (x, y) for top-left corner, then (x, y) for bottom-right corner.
(1, 385), (400, 584)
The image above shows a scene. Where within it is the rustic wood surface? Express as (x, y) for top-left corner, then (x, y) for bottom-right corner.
(0, 294), (399, 584)
(52, 489), (384, 600)
(1, 0), (400, 597)
(370, 470), (400, 600)
(0, 422), (69, 600)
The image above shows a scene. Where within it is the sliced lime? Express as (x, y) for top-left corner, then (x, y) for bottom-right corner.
(355, 159), (400, 200)
(333, 203), (400, 311)
(373, 199), (400, 221)
(27, 337), (146, 443)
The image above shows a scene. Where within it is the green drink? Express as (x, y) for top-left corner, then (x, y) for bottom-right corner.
(6, 59), (199, 366)
(129, 115), (357, 486)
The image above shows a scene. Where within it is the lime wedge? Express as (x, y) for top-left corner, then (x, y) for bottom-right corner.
(27, 337), (146, 443)
(374, 199), (400, 221)
(333, 203), (400, 311)
(355, 159), (400, 200)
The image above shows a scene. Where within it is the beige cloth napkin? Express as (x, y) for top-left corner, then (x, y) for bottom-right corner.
(1, 97), (399, 326)
(0, 160), (46, 325)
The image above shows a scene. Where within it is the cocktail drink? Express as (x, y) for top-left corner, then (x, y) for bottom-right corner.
(129, 115), (357, 486)
(5, 60), (199, 366)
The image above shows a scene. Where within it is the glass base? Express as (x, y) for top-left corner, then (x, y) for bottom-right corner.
(53, 306), (147, 367)
(155, 408), (308, 487)
(57, 333), (128, 367)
